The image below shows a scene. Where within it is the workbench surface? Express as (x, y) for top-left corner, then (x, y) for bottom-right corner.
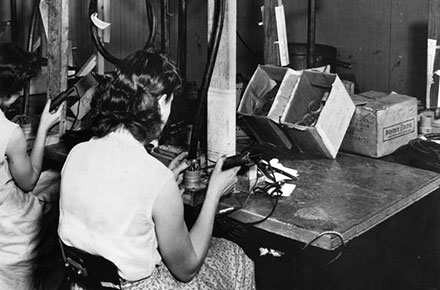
(45, 143), (440, 251)
(220, 151), (440, 250)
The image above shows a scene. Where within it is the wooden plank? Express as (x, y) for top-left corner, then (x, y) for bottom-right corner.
(263, 0), (280, 65)
(206, 0), (236, 162)
(47, 0), (68, 136)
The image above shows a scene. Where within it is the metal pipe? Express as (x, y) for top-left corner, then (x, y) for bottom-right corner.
(144, 0), (157, 49)
(10, 0), (17, 44)
(307, 0), (316, 68)
(161, 0), (170, 53)
(178, 0), (187, 79)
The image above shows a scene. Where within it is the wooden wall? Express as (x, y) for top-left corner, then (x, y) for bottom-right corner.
(0, 0), (430, 101)
(273, 0), (429, 99)
(186, 0), (430, 100)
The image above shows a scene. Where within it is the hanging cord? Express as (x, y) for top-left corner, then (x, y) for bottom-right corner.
(22, 0), (41, 116)
(187, 0), (226, 160)
(301, 231), (346, 266)
(88, 0), (157, 65)
(236, 30), (262, 65)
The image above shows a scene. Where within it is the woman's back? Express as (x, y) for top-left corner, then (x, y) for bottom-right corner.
(59, 129), (176, 281)
(0, 109), (21, 207)
(0, 109), (44, 289)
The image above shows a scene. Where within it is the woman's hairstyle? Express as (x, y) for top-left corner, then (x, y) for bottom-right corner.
(90, 49), (182, 143)
(0, 43), (40, 98)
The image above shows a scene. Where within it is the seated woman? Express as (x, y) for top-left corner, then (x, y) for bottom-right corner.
(0, 43), (62, 289)
(58, 50), (255, 289)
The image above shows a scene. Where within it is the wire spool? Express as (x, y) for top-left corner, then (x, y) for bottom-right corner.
(183, 170), (202, 190)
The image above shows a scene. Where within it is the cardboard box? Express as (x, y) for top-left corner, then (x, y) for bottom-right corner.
(340, 91), (418, 158)
(238, 65), (355, 159)
(237, 65), (301, 150)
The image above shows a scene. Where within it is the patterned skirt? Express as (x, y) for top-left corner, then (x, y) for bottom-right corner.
(72, 237), (255, 290)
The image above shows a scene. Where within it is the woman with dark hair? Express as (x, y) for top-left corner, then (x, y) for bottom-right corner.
(0, 43), (62, 289)
(58, 50), (255, 289)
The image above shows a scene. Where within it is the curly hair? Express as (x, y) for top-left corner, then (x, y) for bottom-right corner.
(0, 43), (40, 99)
(90, 50), (182, 143)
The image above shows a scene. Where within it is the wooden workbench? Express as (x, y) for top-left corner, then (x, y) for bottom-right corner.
(220, 149), (440, 251)
(45, 142), (440, 251)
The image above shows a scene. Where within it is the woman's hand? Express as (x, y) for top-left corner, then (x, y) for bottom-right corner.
(38, 98), (62, 133)
(206, 156), (240, 201)
(168, 152), (190, 185)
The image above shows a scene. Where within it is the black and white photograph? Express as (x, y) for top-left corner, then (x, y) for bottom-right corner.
(0, 1), (439, 289)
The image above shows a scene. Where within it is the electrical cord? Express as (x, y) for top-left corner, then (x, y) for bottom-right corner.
(301, 231), (346, 265)
(68, 85), (82, 130)
(236, 30), (262, 65)
(188, 0), (226, 160)
(233, 158), (296, 226)
(394, 133), (440, 173)
(88, 0), (157, 65)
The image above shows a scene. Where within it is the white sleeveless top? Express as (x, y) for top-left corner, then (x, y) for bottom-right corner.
(0, 109), (44, 289)
(58, 129), (177, 281)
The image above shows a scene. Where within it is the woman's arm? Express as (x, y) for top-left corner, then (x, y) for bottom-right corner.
(153, 157), (239, 282)
(6, 99), (61, 191)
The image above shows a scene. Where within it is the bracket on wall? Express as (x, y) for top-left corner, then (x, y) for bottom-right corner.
(427, 0), (440, 109)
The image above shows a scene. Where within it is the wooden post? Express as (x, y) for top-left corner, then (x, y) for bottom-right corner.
(95, 0), (107, 74)
(427, 0), (440, 108)
(207, 0), (236, 162)
(47, 0), (68, 136)
(263, 0), (280, 65)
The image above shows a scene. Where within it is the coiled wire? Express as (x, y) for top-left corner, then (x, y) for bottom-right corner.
(88, 0), (157, 65)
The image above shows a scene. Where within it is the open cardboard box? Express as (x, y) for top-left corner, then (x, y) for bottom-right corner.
(340, 91), (418, 158)
(238, 65), (355, 159)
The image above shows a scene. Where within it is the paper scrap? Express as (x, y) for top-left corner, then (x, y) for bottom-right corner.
(259, 247), (285, 257)
(269, 158), (299, 178)
(90, 12), (111, 30)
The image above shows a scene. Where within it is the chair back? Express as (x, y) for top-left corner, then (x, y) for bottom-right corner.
(58, 239), (121, 290)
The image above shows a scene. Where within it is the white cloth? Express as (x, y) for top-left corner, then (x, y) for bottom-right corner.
(58, 129), (177, 281)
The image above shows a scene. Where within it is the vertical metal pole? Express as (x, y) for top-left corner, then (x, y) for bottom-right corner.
(161, 0), (170, 53)
(307, 0), (316, 68)
(10, 0), (17, 44)
(178, 0), (187, 80)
